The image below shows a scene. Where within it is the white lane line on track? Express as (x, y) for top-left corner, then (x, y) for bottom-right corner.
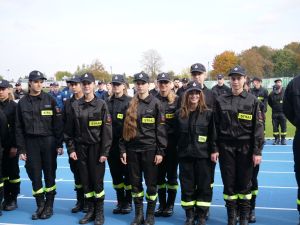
(264, 145), (292, 147)
(214, 170), (294, 174)
(16, 196), (297, 211)
(0, 224), (30, 225)
(262, 160), (293, 163)
(263, 152), (292, 154)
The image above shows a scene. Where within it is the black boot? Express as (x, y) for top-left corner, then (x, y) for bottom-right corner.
(184, 208), (195, 225)
(249, 195), (256, 223)
(113, 189), (124, 214)
(239, 200), (250, 225)
(226, 200), (237, 225)
(32, 194), (45, 220)
(281, 136), (287, 145)
(144, 200), (156, 225)
(122, 190), (132, 214)
(94, 199), (104, 225)
(195, 208), (207, 225)
(72, 188), (84, 213)
(131, 197), (144, 225)
(162, 189), (176, 217)
(154, 188), (166, 217)
(4, 195), (18, 211)
(272, 135), (279, 145)
(0, 189), (3, 216)
(40, 194), (55, 219)
(79, 198), (95, 224)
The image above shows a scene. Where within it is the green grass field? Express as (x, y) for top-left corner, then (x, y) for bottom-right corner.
(265, 105), (296, 138)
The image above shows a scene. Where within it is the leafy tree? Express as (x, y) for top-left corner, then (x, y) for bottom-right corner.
(54, 71), (72, 81)
(211, 51), (238, 77)
(140, 49), (163, 81)
(239, 49), (265, 78)
(284, 42), (300, 73)
(272, 49), (298, 77)
(75, 59), (111, 82)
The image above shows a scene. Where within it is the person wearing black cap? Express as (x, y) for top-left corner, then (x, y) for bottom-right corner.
(268, 78), (287, 145)
(0, 108), (8, 216)
(213, 66), (264, 225)
(15, 70), (64, 220)
(212, 74), (231, 96)
(64, 72), (112, 225)
(283, 75), (300, 225)
(63, 75), (86, 214)
(106, 74), (133, 215)
(176, 78), (189, 98)
(154, 72), (179, 218)
(14, 82), (27, 100)
(120, 71), (167, 225)
(0, 80), (20, 212)
(175, 80), (217, 225)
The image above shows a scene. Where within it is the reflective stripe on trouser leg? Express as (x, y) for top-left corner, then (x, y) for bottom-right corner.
(167, 184), (178, 190)
(132, 191), (144, 198)
(9, 178), (21, 184)
(32, 187), (44, 196)
(146, 193), (158, 201)
(224, 194), (239, 200)
(238, 193), (252, 200)
(44, 185), (56, 193)
(196, 201), (211, 207)
(95, 190), (105, 199)
(181, 200), (195, 207)
(113, 182), (124, 189)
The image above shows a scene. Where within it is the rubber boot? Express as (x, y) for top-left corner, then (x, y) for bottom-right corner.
(154, 188), (166, 217)
(32, 194), (45, 220)
(40, 194), (54, 219)
(2, 182), (10, 210)
(0, 189), (3, 216)
(195, 208), (207, 225)
(184, 208), (195, 225)
(113, 189), (124, 214)
(71, 188), (84, 213)
(226, 200), (237, 225)
(162, 189), (176, 217)
(144, 200), (156, 225)
(94, 199), (104, 225)
(131, 197), (144, 225)
(4, 195), (18, 211)
(272, 135), (279, 145)
(4, 180), (20, 211)
(122, 189), (132, 214)
(249, 195), (256, 223)
(239, 200), (250, 225)
(281, 136), (287, 145)
(79, 198), (95, 224)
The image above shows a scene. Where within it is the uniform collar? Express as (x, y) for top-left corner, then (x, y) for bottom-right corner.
(109, 94), (126, 102)
(138, 94), (152, 104)
(226, 89), (247, 98)
(79, 95), (97, 106)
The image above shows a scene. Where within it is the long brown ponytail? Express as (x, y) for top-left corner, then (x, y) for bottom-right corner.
(123, 94), (139, 141)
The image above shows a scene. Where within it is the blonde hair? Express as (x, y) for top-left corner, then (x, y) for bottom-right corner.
(123, 94), (139, 141)
(180, 91), (207, 118)
(8, 88), (15, 101)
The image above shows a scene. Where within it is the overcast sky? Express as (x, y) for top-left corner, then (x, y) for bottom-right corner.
(0, 0), (299, 80)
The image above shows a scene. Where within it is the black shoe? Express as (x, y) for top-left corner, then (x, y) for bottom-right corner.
(113, 203), (123, 214)
(196, 217), (206, 225)
(144, 200), (156, 225)
(162, 204), (174, 217)
(121, 202), (132, 214)
(71, 200), (83, 213)
(281, 139), (287, 145)
(184, 208), (195, 225)
(94, 200), (104, 225)
(154, 204), (165, 217)
(3, 199), (18, 211)
(32, 195), (45, 220)
(131, 198), (144, 225)
(40, 206), (53, 219)
(248, 210), (256, 223)
(272, 139), (278, 145)
(79, 201), (95, 224)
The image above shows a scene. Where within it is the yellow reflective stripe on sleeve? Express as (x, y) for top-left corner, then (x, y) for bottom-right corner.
(9, 178), (21, 184)
(142, 118), (155, 124)
(181, 200), (195, 207)
(238, 113), (253, 121)
(32, 188), (44, 195)
(297, 199), (300, 205)
(0, 182), (3, 188)
(132, 191), (144, 198)
(124, 185), (132, 191)
(41, 110), (53, 116)
(95, 190), (105, 198)
(117, 113), (124, 119)
(113, 183), (125, 189)
(44, 185), (56, 193)
(252, 190), (258, 196)
(89, 120), (102, 126)
(146, 193), (158, 201)
(223, 194), (238, 200)
(196, 201), (211, 207)
(75, 184), (83, 189)
(238, 193), (252, 200)
(257, 97), (264, 101)
(85, 192), (95, 198)
(167, 184), (178, 190)
(157, 184), (166, 189)
(198, 136), (207, 143)
(165, 113), (175, 119)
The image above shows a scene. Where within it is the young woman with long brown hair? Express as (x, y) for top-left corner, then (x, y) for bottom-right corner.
(176, 81), (217, 225)
(120, 72), (167, 225)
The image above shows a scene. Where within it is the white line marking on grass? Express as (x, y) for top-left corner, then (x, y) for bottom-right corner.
(17, 196), (297, 211)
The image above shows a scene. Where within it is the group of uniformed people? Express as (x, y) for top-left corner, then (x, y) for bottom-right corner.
(0, 64), (299, 225)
